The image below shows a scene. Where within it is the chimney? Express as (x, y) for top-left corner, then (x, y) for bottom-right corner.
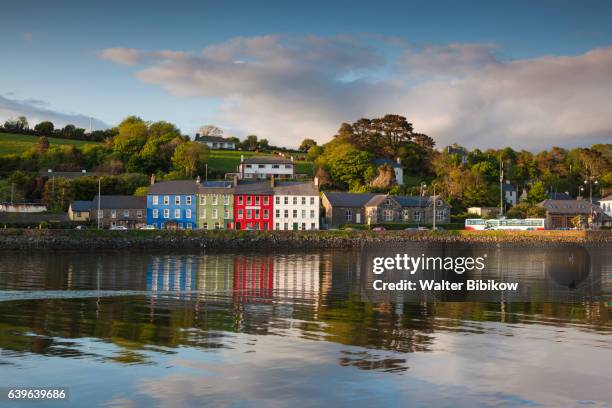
(150, 174), (156, 185)
(270, 176), (275, 187)
(232, 175), (238, 187)
(196, 175), (201, 184)
(314, 176), (319, 187)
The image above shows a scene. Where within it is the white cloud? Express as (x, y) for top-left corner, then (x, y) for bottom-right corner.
(0, 95), (109, 130)
(99, 37), (612, 150)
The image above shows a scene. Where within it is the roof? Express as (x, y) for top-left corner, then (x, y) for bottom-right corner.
(148, 180), (201, 195)
(548, 192), (573, 200)
(274, 181), (318, 196)
(243, 156), (293, 165)
(70, 200), (92, 212)
(538, 199), (602, 214)
(200, 180), (235, 194)
(322, 192), (377, 207)
(234, 181), (274, 195)
(502, 183), (517, 193)
(91, 195), (146, 210)
(394, 195), (432, 207)
(373, 158), (402, 169)
(198, 135), (234, 143)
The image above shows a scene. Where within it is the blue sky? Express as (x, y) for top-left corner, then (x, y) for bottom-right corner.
(2, 0), (612, 149)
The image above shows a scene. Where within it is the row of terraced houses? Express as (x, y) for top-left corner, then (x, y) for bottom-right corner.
(146, 176), (321, 231)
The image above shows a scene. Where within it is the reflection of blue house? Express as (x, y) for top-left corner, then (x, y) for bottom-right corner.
(147, 255), (198, 292)
(147, 179), (199, 229)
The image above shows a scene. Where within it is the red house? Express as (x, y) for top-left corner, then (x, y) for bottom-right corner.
(234, 180), (274, 230)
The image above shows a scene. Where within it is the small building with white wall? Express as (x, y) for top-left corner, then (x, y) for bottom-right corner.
(273, 179), (320, 230)
(238, 155), (295, 180)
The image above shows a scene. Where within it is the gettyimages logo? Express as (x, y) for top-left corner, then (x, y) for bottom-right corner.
(372, 253), (487, 275)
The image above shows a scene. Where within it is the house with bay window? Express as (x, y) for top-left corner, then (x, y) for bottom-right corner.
(147, 179), (199, 229)
(273, 180), (320, 230)
(198, 180), (235, 230)
(234, 180), (274, 230)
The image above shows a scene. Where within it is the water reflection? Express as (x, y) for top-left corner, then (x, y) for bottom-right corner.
(0, 247), (611, 407)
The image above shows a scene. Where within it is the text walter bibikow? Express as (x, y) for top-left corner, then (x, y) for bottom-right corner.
(371, 254), (518, 291)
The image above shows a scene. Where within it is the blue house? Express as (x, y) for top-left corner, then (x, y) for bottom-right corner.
(147, 179), (200, 229)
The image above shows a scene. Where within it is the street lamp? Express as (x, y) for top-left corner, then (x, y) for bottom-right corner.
(578, 186), (584, 199)
(583, 177), (598, 204)
(418, 183), (426, 227)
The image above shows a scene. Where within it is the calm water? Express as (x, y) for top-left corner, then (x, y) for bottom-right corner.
(0, 246), (611, 407)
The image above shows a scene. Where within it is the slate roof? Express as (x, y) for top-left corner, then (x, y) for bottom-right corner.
(273, 181), (318, 196)
(148, 180), (201, 195)
(200, 180), (235, 194)
(243, 156), (293, 165)
(395, 195), (432, 207)
(322, 192), (377, 207)
(548, 192), (573, 200)
(198, 136), (234, 143)
(234, 181), (274, 195)
(91, 195), (146, 210)
(538, 199), (602, 215)
(373, 158), (402, 169)
(70, 200), (92, 212)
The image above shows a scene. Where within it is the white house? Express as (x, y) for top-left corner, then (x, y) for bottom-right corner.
(273, 179), (319, 231)
(197, 135), (236, 150)
(373, 158), (404, 185)
(503, 181), (518, 206)
(598, 195), (612, 217)
(238, 155), (295, 179)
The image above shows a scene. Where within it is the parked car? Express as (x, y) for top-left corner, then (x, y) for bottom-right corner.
(139, 225), (155, 230)
(404, 227), (418, 231)
(110, 225), (128, 231)
(372, 226), (386, 231)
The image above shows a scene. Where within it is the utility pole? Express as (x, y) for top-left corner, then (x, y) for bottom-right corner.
(432, 184), (437, 231)
(499, 157), (504, 217)
(97, 178), (101, 230)
(10, 183), (14, 204)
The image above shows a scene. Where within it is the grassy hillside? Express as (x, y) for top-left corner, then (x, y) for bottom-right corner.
(207, 149), (313, 176)
(0, 132), (99, 156)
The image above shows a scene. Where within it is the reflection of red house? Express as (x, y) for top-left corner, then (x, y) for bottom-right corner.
(233, 255), (274, 302)
(234, 181), (274, 231)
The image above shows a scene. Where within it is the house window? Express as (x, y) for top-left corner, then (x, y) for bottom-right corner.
(111, 210), (116, 219)
(200, 195), (206, 205)
(224, 209), (230, 219)
(152, 196), (159, 205)
(275, 209), (280, 218)
(212, 209), (218, 219)
(153, 209), (159, 219)
(302, 210), (306, 218)
(311, 223), (316, 230)
(76, 211), (81, 217)
(386, 199), (391, 206)
(247, 209), (252, 218)
(293, 197), (297, 205)
(436, 210), (445, 221)
(263, 209), (269, 219)
(186, 209), (192, 219)
(302, 223), (306, 230)
(255, 209), (260, 218)
(137, 210), (143, 218)
(237, 209), (243, 219)
(301, 197), (306, 205)
(310, 197), (315, 205)
(246, 164), (252, 168)
(174, 209), (181, 218)
(238, 196), (243, 204)
(163, 209), (169, 218)
(285, 165), (291, 169)
(210, 195), (217, 205)
(164, 196), (169, 205)
(255, 196), (260, 205)
(293, 209), (298, 218)
(275, 223), (280, 230)
(123, 210), (130, 218)
(383, 209), (393, 221)
(200, 208), (206, 218)
(284, 197), (288, 205)
(275, 196), (280, 204)
(247, 196), (252, 205)
(258, 164), (264, 168)
(203, 222), (208, 230)
(223, 195), (230, 205)
(186, 223), (193, 230)
(284, 209), (289, 218)
(215, 222), (221, 229)
(186, 196), (192, 205)
(273, 164), (279, 169)
(263, 196), (269, 205)
(310, 210), (315, 218)
(345, 210), (353, 221)
(175, 196), (181, 205)
(284, 223), (288, 230)
(413, 211), (421, 221)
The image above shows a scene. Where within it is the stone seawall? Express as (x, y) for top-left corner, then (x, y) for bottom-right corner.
(0, 229), (610, 251)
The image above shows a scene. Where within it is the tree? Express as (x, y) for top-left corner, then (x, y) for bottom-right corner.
(172, 141), (209, 177)
(197, 125), (223, 139)
(3, 116), (29, 132)
(134, 186), (149, 196)
(112, 116), (149, 160)
(527, 181), (548, 204)
(62, 124), (77, 138)
(315, 167), (332, 188)
(34, 121), (54, 136)
(258, 138), (270, 150)
(244, 135), (258, 151)
(299, 138), (317, 152)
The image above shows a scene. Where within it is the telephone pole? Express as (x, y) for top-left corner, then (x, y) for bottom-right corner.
(499, 157), (504, 217)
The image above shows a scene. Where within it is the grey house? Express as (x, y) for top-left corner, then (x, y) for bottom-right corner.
(322, 192), (451, 227)
(90, 195), (147, 229)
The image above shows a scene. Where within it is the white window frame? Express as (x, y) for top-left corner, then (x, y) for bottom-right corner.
(164, 196), (169, 205)
(174, 209), (181, 219)
(186, 196), (192, 205)
(186, 209), (192, 219)
(152, 196), (158, 205)
(153, 209), (159, 219)
(175, 196), (181, 205)
(163, 209), (169, 218)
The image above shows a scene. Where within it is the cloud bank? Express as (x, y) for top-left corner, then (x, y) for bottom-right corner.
(0, 95), (109, 130)
(99, 36), (612, 150)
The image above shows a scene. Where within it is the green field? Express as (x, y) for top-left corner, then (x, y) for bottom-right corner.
(0, 132), (99, 156)
(207, 149), (313, 176)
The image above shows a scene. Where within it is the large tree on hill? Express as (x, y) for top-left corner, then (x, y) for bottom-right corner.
(299, 138), (317, 152)
(34, 121), (54, 136)
(197, 125), (223, 140)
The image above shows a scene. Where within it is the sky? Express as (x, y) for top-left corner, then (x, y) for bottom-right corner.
(1, 0), (612, 150)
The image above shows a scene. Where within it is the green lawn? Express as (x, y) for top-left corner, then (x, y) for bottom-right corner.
(0, 132), (99, 156)
(207, 149), (313, 176)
